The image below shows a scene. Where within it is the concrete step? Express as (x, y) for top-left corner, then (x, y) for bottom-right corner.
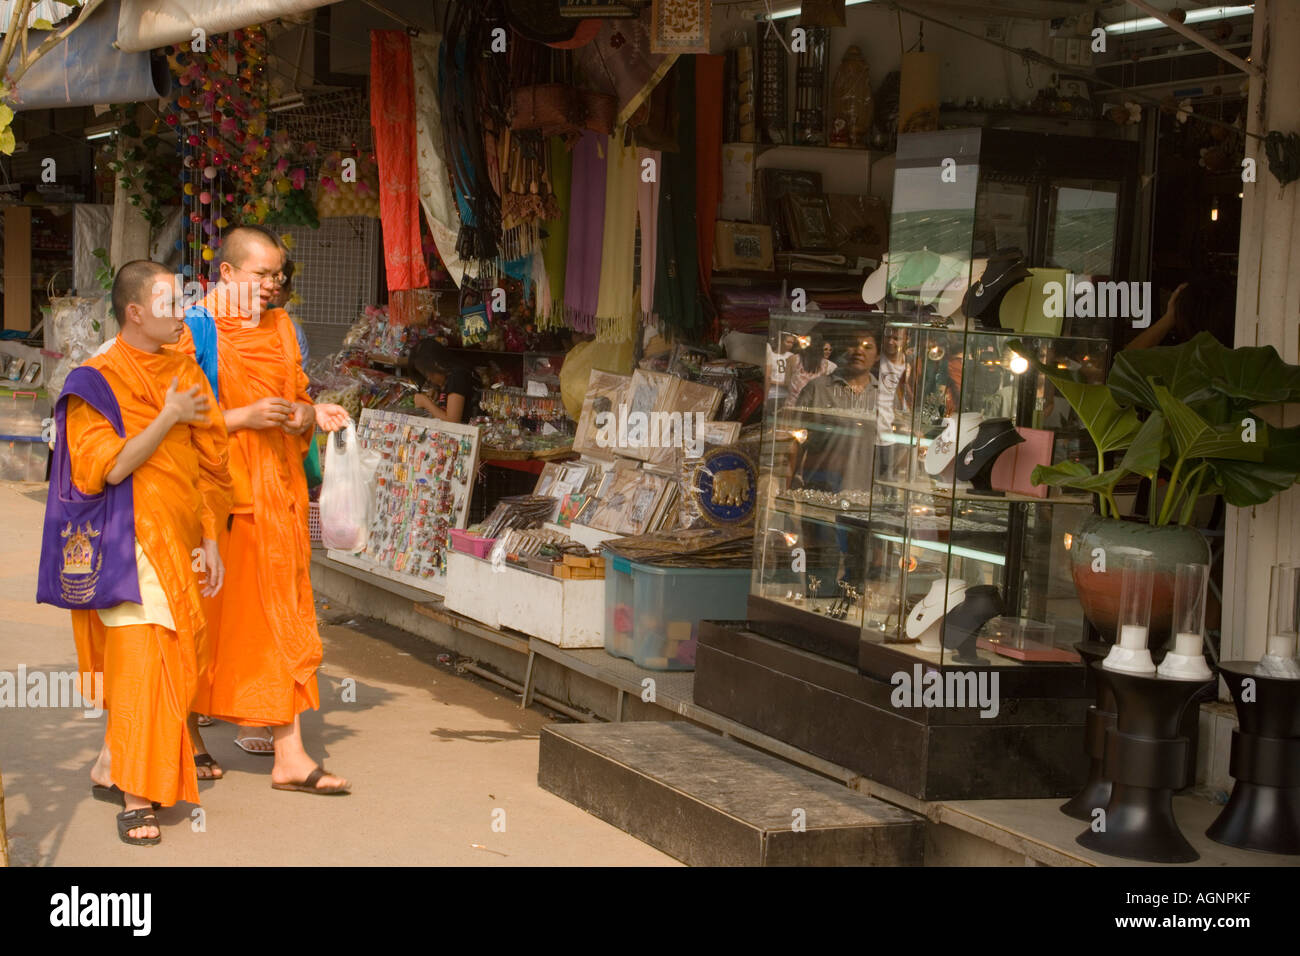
(539, 721), (925, 866)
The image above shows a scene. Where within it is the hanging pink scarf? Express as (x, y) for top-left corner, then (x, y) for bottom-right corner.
(563, 131), (608, 332)
(371, 31), (429, 293)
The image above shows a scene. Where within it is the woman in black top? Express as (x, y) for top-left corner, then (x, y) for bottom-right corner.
(410, 340), (475, 424)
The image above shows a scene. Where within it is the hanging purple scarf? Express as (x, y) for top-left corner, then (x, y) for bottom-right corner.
(563, 130), (608, 332)
(37, 365), (141, 610)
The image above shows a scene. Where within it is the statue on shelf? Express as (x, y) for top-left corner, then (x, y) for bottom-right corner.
(830, 45), (873, 149)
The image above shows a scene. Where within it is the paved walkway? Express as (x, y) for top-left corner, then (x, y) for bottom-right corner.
(0, 482), (675, 866)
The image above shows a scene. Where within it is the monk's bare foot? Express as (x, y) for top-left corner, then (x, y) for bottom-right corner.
(187, 715), (224, 779)
(234, 728), (274, 753)
(122, 795), (160, 841)
(270, 759), (350, 792)
(89, 741), (112, 789)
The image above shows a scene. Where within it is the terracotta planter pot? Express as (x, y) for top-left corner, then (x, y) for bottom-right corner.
(1069, 515), (1209, 648)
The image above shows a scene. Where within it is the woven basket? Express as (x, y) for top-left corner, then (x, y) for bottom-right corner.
(580, 90), (617, 135)
(510, 83), (585, 137)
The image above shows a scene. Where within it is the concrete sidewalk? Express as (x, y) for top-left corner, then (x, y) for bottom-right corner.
(0, 482), (675, 866)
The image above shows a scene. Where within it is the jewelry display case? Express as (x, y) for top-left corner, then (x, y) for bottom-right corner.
(697, 128), (1140, 799)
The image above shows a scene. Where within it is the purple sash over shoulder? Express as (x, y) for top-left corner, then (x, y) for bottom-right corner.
(36, 365), (141, 609)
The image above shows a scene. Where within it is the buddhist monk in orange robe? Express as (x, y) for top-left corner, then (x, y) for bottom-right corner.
(180, 226), (351, 794)
(67, 260), (231, 844)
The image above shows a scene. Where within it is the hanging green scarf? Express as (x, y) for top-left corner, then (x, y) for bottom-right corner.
(653, 57), (703, 338)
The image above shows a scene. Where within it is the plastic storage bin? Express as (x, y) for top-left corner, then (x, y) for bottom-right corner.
(626, 561), (751, 671)
(604, 554), (635, 660)
(0, 437), (49, 482)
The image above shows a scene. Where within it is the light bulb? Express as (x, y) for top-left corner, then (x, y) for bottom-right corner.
(1009, 353), (1029, 374)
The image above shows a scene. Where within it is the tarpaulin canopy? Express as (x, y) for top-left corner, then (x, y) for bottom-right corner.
(115, 0), (340, 52)
(10, 0), (170, 111)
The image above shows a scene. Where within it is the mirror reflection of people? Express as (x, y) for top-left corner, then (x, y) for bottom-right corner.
(1124, 278), (1234, 351)
(787, 332), (837, 406)
(874, 327), (911, 477)
(789, 331), (881, 589)
(766, 332), (798, 405)
(410, 339), (474, 424)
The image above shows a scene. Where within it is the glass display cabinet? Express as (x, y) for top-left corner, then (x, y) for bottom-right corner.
(856, 323), (1107, 685)
(749, 127), (1137, 692)
(751, 310), (886, 662)
(706, 127), (1139, 798)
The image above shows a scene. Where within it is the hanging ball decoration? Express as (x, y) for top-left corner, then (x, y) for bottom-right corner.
(216, 217), (229, 229)
(187, 134), (200, 147)
(165, 113), (180, 126)
(199, 191), (212, 204)
(224, 193), (235, 203)
(174, 239), (184, 251)
(184, 182), (196, 195)
(204, 165), (218, 179)
(275, 178), (291, 195)
(190, 212), (203, 223)
(203, 220), (217, 236)
(182, 264), (193, 278)
(202, 248), (215, 262)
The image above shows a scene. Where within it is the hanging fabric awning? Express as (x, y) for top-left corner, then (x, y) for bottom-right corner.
(114, 0), (340, 52)
(0, 1), (75, 34)
(10, 0), (170, 111)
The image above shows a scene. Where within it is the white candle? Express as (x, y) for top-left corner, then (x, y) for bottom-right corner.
(1119, 624), (1148, 650)
(1266, 633), (1298, 659)
(1173, 631), (1203, 657)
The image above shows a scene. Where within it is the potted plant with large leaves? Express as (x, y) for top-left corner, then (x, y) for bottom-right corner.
(1010, 332), (1300, 645)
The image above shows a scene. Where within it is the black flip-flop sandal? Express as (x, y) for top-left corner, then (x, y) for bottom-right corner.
(271, 766), (350, 795)
(92, 785), (160, 810)
(193, 753), (224, 780)
(117, 808), (162, 846)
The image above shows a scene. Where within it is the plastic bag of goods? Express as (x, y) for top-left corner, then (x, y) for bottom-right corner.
(319, 425), (372, 551)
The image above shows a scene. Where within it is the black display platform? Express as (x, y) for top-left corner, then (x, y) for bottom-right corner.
(695, 621), (1091, 800)
(539, 722), (925, 866)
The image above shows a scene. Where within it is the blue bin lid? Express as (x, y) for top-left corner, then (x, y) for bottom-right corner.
(609, 554), (632, 574)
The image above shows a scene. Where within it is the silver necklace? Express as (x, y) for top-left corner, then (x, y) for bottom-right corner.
(962, 425), (1014, 465)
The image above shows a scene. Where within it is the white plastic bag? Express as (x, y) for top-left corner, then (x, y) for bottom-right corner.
(320, 424), (371, 551)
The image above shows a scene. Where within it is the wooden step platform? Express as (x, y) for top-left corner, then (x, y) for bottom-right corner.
(539, 721), (925, 866)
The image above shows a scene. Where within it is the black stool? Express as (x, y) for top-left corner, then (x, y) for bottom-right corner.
(1206, 661), (1300, 856)
(1076, 663), (1212, 863)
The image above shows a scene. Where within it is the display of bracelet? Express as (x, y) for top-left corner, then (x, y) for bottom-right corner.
(786, 488), (872, 509)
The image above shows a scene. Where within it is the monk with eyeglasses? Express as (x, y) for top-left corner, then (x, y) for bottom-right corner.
(178, 226), (353, 795)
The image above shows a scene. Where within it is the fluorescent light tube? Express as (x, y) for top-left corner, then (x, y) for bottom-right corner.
(1104, 5), (1254, 35)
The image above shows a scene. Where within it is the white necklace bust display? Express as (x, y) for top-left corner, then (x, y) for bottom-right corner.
(906, 578), (970, 651)
(924, 412), (984, 477)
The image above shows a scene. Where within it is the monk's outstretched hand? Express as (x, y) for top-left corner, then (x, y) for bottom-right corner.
(313, 403), (350, 433)
(164, 378), (211, 424)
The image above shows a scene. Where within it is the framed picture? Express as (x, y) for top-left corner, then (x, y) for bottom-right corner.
(714, 221), (774, 271)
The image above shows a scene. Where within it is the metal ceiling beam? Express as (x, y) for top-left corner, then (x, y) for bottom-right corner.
(1120, 0), (1262, 78)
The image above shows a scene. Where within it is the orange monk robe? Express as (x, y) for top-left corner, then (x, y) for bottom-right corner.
(67, 338), (231, 807)
(178, 293), (321, 726)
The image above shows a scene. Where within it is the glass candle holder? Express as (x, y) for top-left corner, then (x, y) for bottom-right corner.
(1265, 563), (1300, 660)
(1104, 553), (1157, 674)
(1158, 562), (1213, 680)
(1118, 553), (1156, 648)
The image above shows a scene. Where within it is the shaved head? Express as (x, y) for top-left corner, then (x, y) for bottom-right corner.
(112, 260), (172, 324)
(217, 225), (285, 271)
